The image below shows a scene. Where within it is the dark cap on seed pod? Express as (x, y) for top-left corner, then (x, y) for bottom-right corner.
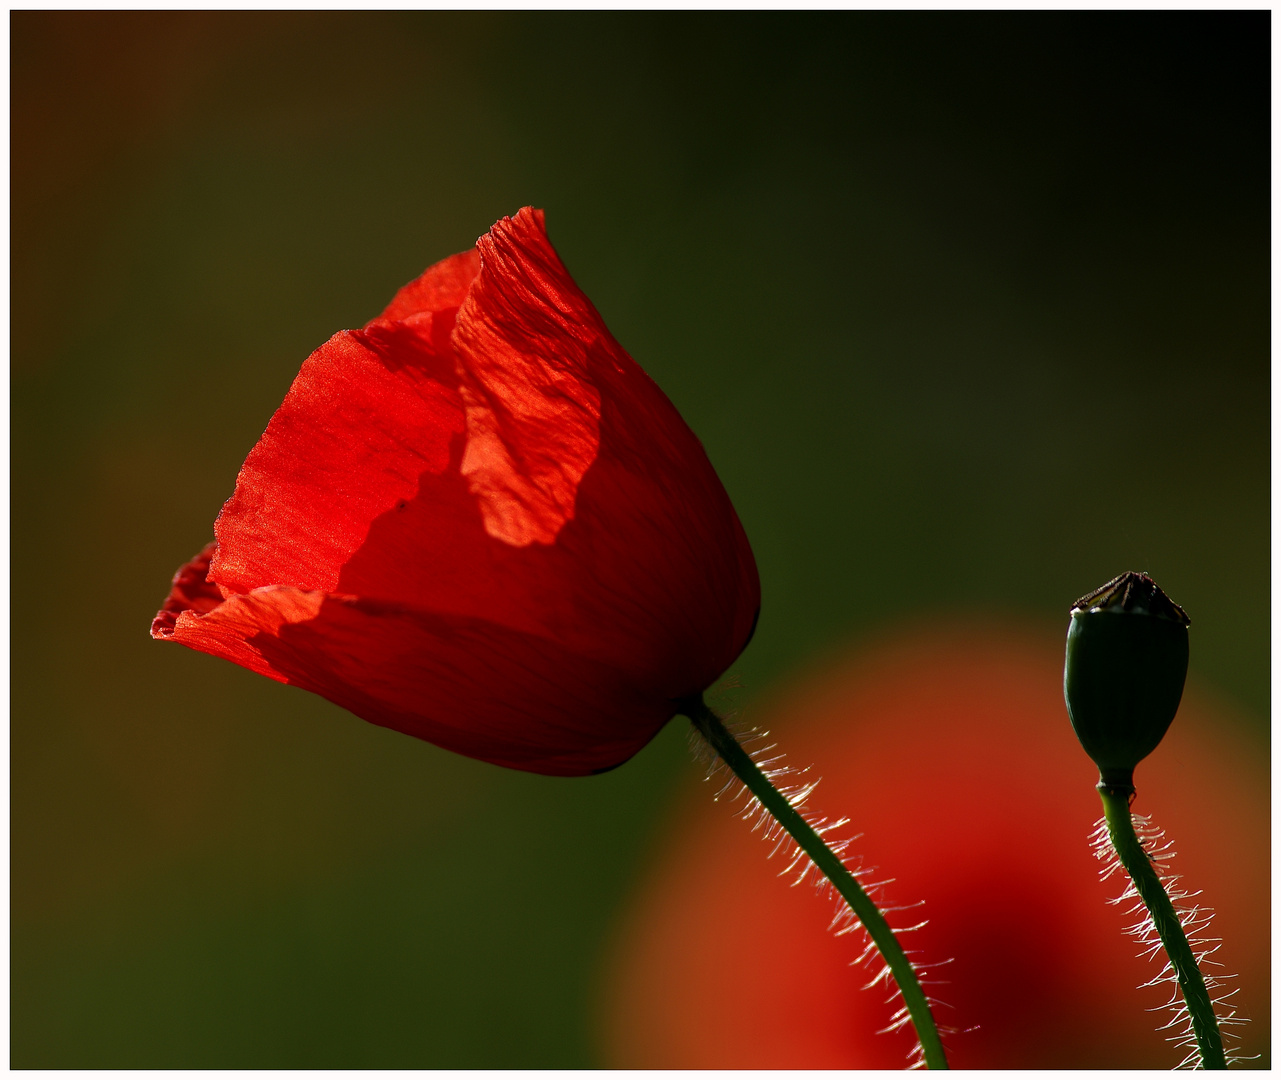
(1063, 572), (1190, 791)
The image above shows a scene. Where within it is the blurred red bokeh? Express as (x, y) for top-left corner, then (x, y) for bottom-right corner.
(599, 622), (1269, 1069)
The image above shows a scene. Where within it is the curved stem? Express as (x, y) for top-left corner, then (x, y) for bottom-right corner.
(1097, 784), (1226, 1069)
(680, 695), (949, 1070)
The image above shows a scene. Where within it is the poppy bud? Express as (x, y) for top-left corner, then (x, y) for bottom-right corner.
(1063, 572), (1190, 790)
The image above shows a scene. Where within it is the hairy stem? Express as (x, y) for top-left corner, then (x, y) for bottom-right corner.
(1098, 784), (1226, 1069)
(680, 694), (949, 1070)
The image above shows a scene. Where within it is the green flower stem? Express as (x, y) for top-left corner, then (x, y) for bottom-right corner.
(680, 694), (949, 1070)
(1097, 784), (1226, 1070)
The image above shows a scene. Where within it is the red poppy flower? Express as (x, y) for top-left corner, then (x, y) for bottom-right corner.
(600, 625), (1269, 1068)
(152, 208), (760, 776)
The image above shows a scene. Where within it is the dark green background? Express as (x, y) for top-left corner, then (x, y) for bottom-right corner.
(13, 12), (1269, 1067)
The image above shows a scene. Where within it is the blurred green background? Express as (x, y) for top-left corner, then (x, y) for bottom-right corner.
(13, 11), (1268, 1068)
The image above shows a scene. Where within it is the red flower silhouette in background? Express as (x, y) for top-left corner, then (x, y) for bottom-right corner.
(153, 208), (759, 775)
(600, 625), (1269, 1069)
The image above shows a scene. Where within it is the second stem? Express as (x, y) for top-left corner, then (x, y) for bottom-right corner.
(1098, 784), (1226, 1069)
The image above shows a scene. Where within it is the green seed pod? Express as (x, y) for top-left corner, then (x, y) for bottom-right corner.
(1064, 572), (1190, 790)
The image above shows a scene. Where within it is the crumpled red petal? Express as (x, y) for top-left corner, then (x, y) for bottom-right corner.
(452, 208), (604, 547)
(210, 321), (465, 599)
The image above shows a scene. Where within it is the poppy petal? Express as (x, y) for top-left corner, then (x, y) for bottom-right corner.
(452, 207), (604, 547)
(158, 569), (672, 776)
(150, 541), (222, 638)
(378, 247), (480, 324)
(449, 209), (761, 694)
(211, 328), (465, 598)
